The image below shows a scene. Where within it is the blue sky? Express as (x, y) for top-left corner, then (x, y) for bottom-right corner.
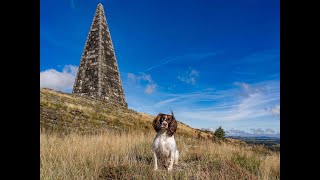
(40, 0), (280, 137)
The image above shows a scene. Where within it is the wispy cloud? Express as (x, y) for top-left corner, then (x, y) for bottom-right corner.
(127, 73), (138, 83)
(127, 78), (279, 134)
(222, 49), (280, 72)
(249, 128), (265, 134)
(145, 84), (157, 94)
(154, 88), (233, 107)
(270, 105), (280, 115)
(145, 52), (216, 72)
(265, 128), (275, 133)
(232, 71), (257, 75)
(178, 69), (199, 85)
(154, 80), (279, 124)
(234, 81), (268, 97)
(226, 128), (251, 136)
(265, 105), (280, 117)
(155, 97), (182, 107)
(234, 49), (280, 65)
(127, 72), (157, 94)
(125, 50), (279, 131)
(234, 82), (250, 94)
(40, 65), (78, 92)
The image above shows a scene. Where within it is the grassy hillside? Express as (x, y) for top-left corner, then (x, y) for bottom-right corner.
(40, 88), (280, 179)
(40, 88), (212, 139)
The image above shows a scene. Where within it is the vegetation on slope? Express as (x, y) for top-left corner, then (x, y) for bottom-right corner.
(40, 130), (280, 180)
(40, 88), (212, 139)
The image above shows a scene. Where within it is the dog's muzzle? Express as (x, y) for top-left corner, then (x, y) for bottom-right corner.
(161, 122), (168, 129)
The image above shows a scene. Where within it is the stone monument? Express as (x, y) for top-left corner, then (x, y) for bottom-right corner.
(73, 3), (127, 108)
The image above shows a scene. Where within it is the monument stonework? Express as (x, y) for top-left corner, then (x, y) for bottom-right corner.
(73, 3), (127, 108)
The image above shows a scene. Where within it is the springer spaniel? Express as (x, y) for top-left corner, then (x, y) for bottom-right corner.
(152, 112), (179, 171)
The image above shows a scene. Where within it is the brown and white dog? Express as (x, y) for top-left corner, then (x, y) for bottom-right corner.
(152, 111), (179, 171)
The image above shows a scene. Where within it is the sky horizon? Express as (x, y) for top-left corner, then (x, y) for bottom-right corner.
(40, 0), (280, 137)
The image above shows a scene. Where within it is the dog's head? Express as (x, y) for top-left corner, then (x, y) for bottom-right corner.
(153, 111), (178, 136)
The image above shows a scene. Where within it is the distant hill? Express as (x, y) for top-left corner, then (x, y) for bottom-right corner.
(40, 88), (213, 139)
(227, 135), (280, 151)
(227, 136), (280, 142)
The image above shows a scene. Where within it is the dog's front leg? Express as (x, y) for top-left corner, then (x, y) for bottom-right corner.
(167, 151), (174, 172)
(153, 151), (158, 171)
(174, 150), (179, 165)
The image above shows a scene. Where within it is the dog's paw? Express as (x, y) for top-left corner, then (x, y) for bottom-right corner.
(167, 167), (173, 172)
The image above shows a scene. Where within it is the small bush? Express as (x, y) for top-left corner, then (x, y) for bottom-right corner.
(213, 126), (225, 141)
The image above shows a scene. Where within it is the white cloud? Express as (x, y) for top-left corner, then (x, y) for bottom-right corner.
(127, 73), (138, 82)
(226, 128), (250, 136)
(271, 105), (280, 115)
(234, 81), (266, 97)
(154, 88), (233, 108)
(145, 84), (157, 94)
(145, 52), (216, 71)
(140, 73), (153, 83)
(40, 65), (78, 92)
(173, 91), (272, 122)
(265, 105), (280, 118)
(154, 80), (279, 124)
(178, 69), (199, 85)
(127, 72), (157, 94)
(155, 97), (181, 107)
(234, 82), (250, 93)
(266, 128), (275, 134)
(249, 128), (265, 134)
(124, 73), (279, 132)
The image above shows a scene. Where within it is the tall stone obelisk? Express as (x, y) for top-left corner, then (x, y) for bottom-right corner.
(73, 3), (127, 108)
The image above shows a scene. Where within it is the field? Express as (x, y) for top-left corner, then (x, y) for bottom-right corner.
(40, 88), (280, 179)
(40, 130), (280, 180)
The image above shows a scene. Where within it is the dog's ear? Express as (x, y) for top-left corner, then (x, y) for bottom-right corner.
(153, 113), (163, 132)
(166, 115), (177, 136)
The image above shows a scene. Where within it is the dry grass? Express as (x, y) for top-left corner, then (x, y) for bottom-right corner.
(40, 130), (280, 180)
(40, 88), (213, 139)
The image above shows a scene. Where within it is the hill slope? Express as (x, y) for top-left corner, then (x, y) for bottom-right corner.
(40, 88), (213, 139)
(40, 88), (280, 179)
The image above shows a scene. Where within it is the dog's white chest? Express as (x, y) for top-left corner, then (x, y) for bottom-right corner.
(154, 137), (170, 157)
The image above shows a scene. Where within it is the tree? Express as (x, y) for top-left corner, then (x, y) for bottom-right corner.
(214, 126), (225, 140)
